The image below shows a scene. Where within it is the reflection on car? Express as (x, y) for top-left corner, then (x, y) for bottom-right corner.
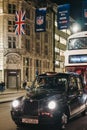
(10, 72), (87, 129)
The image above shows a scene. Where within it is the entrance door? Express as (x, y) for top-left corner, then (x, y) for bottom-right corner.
(8, 76), (16, 88)
(68, 76), (81, 116)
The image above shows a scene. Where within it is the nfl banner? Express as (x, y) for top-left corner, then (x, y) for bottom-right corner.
(82, 1), (87, 26)
(35, 8), (47, 32)
(57, 4), (70, 30)
(15, 10), (26, 35)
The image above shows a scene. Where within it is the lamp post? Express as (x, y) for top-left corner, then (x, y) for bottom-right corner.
(53, 9), (55, 72)
(48, 4), (56, 72)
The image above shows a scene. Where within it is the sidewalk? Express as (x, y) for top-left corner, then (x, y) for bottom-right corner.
(0, 88), (25, 95)
(0, 88), (26, 103)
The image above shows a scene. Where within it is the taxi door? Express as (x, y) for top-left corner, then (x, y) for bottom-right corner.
(68, 76), (81, 116)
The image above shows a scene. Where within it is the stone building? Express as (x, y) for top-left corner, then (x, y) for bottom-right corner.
(0, 0), (71, 89)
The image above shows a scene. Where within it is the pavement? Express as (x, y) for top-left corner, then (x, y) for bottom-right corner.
(0, 88), (26, 103)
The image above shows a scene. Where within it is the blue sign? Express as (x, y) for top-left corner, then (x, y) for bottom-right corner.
(35, 8), (47, 32)
(57, 4), (70, 30)
(69, 55), (87, 63)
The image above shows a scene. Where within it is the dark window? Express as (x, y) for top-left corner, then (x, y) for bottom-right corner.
(36, 42), (40, 54)
(36, 33), (40, 40)
(26, 24), (30, 35)
(36, 59), (39, 67)
(8, 20), (15, 32)
(44, 33), (48, 43)
(26, 8), (30, 19)
(44, 45), (48, 55)
(8, 4), (16, 14)
(25, 39), (30, 51)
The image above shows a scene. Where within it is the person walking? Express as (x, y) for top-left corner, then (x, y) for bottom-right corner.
(23, 80), (27, 89)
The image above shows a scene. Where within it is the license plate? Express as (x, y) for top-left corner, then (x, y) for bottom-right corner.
(22, 118), (38, 124)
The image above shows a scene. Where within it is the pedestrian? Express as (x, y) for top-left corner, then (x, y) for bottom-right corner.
(23, 80), (27, 89)
(0, 81), (5, 92)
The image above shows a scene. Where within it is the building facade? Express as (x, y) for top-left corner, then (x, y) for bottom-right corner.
(0, 0), (54, 89)
(0, 0), (71, 89)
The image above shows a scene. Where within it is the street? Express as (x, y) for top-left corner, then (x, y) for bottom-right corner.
(0, 102), (87, 130)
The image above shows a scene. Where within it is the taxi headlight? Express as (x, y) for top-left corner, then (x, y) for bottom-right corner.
(12, 100), (20, 108)
(48, 101), (56, 110)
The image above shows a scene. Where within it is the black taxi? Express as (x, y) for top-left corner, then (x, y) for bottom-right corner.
(11, 72), (87, 129)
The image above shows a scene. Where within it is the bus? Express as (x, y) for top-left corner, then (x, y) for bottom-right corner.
(65, 31), (87, 84)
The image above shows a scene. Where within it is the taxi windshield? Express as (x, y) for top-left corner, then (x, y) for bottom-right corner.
(31, 75), (68, 91)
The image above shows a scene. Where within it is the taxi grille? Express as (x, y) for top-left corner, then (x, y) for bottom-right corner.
(23, 99), (39, 116)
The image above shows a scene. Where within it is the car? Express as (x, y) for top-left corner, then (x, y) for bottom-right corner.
(10, 72), (87, 129)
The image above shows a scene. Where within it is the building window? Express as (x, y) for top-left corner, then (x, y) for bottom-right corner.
(36, 33), (40, 40)
(36, 42), (40, 54)
(8, 4), (16, 14)
(44, 33), (48, 43)
(60, 50), (64, 56)
(43, 60), (48, 69)
(25, 39), (30, 52)
(26, 8), (30, 19)
(8, 20), (15, 32)
(8, 36), (16, 48)
(60, 37), (66, 45)
(36, 59), (41, 68)
(35, 59), (41, 74)
(36, 59), (39, 67)
(23, 57), (29, 66)
(44, 45), (48, 55)
(26, 24), (30, 35)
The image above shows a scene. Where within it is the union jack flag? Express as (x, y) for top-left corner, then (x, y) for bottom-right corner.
(15, 10), (25, 35)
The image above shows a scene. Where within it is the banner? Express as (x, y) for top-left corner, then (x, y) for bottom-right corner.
(35, 8), (46, 32)
(57, 4), (70, 30)
(82, 1), (87, 26)
(15, 10), (25, 35)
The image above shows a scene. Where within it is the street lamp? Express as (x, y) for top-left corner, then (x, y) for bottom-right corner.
(70, 23), (81, 33)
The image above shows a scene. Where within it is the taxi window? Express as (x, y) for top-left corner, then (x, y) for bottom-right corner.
(69, 76), (78, 92)
(76, 77), (83, 90)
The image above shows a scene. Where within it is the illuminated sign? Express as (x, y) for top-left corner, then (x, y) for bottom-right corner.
(69, 55), (87, 63)
(57, 4), (70, 30)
